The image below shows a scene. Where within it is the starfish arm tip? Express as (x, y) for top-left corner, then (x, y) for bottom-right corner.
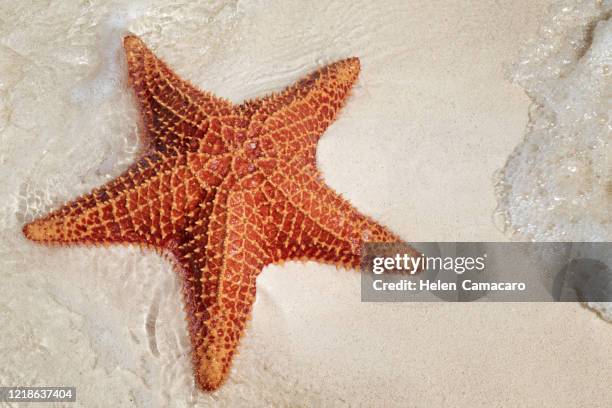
(123, 33), (140, 46)
(123, 34), (150, 57)
(22, 221), (35, 240)
(22, 219), (52, 243)
(195, 362), (227, 392)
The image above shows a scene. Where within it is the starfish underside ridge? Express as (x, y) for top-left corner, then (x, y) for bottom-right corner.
(23, 35), (417, 390)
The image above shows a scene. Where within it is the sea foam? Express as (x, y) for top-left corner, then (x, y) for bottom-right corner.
(495, 0), (611, 320)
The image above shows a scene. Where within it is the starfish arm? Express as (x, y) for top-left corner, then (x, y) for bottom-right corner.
(172, 179), (270, 391)
(23, 153), (204, 247)
(124, 35), (235, 155)
(262, 161), (419, 268)
(243, 58), (361, 167)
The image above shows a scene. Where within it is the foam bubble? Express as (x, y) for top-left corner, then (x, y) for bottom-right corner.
(495, 0), (611, 320)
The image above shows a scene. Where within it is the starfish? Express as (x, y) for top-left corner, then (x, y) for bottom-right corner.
(23, 35), (419, 391)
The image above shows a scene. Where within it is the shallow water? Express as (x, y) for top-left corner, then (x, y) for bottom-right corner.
(494, 0), (611, 320)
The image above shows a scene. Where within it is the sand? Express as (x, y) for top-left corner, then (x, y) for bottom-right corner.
(0, 0), (610, 407)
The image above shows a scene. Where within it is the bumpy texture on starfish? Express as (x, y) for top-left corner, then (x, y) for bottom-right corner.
(23, 35), (418, 391)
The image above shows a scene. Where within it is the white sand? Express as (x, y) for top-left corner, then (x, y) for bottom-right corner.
(0, 0), (610, 407)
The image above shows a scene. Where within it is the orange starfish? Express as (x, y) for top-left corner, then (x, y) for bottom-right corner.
(23, 35), (418, 391)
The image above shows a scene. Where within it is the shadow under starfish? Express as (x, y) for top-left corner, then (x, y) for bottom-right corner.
(23, 34), (420, 391)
